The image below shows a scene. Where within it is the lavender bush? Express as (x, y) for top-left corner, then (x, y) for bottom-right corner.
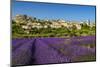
(12, 36), (96, 66)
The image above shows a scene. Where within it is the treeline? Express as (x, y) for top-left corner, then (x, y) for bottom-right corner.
(12, 14), (96, 38)
(12, 21), (96, 38)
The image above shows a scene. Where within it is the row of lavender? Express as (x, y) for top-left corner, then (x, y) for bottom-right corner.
(12, 36), (96, 66)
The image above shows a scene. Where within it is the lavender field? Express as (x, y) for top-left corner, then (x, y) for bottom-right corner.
(12, 35), (96, 66)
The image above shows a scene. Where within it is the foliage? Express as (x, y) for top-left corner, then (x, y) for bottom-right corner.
(12, 15), (96, 38)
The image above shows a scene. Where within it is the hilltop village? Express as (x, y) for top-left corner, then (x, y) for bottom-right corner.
(12, 15), (95, 38)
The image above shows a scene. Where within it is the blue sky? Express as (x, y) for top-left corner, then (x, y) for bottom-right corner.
(12, 1), (96, 22)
